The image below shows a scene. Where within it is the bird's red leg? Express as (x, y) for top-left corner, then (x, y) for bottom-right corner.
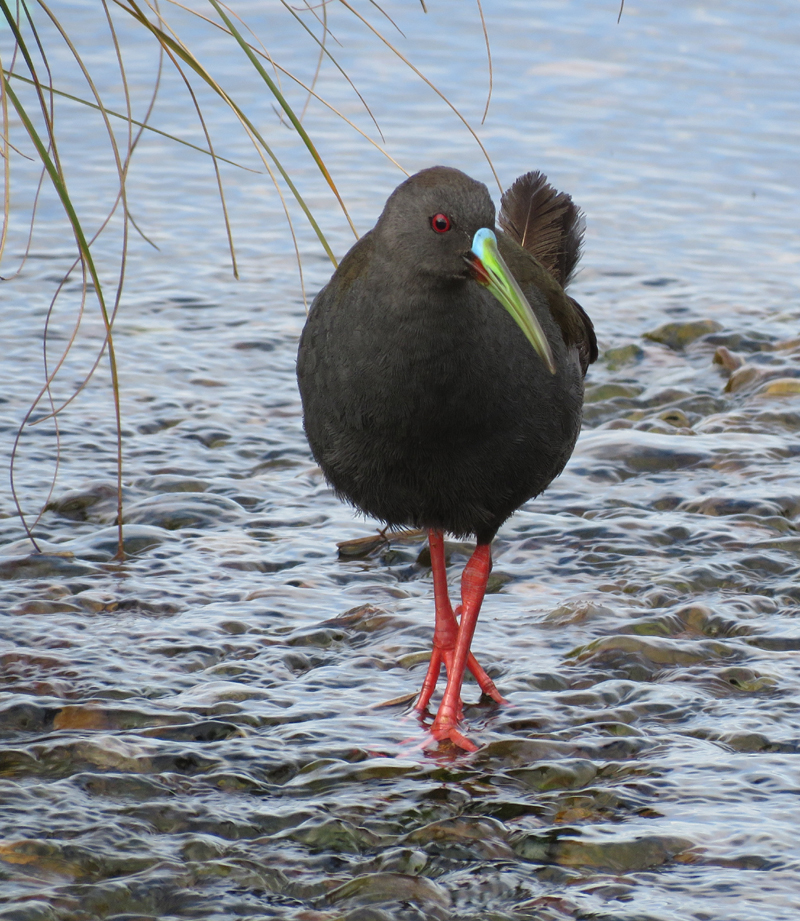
(431, 542), (494, 751)
(415, 529), (459, 714)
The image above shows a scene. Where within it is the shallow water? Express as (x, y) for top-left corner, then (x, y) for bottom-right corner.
(2, 1), (800, 919)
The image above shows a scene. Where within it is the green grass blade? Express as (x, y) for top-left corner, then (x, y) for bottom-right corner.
(207, 0), (357, 238)
(5, 70), (257, 171)
(115, 0), (338, 266)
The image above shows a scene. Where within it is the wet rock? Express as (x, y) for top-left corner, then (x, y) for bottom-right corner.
(703, 330), (774, 352)
(182, 424), (232, 447)
(657, 408), (691, 428)
(514, 829), (693, 871)
(0, 701), (57, 734)
(17, 737), (141, 777)
(582, 401), (642, 426)
(222, 557), (301, 574)
(286, 625), (348, 649)
(643, 386), (696, 407)
(70, 524), (169, 560)
(476, 738), (576, 768)
(338, 533), (390, 559)
(121, 493), (245, 529)
(327, 872), (451, 911)
(342, 909), (395, 921)
(644, 319), (722, 350)
(322, 604), (396, 634)
(679, 495), (784, 518)
(633, 418), (689, 436)
(181, 834), (229, 862)
(543, 600), (616, 626)
(233, 338), (278, 352)
(486, 570), (513, 593)
(338, 529), (426, 560)
(69, 590), (120, 613)
(555, 833), (694, 871)
(715, 666), (776, 693)
(136, 415), (184, 434)
(755, 535), (800, 555)
(52, 704), (180, 732)
(134, 473), (211, 493)
(287, 817), (381, 853)
(73, 772), (172, 800)
(713, 345), (745, 371)
(574, 430), (712, 478)
(0, 553), (97, 581)
(373, 847), (428, 876)
(0, 838), (90, 882)
(747, 635), (800, 652)
(672, 603), (751, 638)
(584, 382), (643, 404)
(0, 900), (62, 920)
(45, 482), (127, 522)
(403, 816), (514, 860)
(718, 731), (793, 753)
(8, 598), (81, 615)
(142, 720), (245, 742)
(603, 343), (645, 369)
(574, 634), (736, 668)
(659, 563), (750, 593)
(698, 407), (800, 436)
(509, 760), (598, 792)
(725, 364), (763, 393)
(757, 377), (800, 397)
(669, 394), (727, 416)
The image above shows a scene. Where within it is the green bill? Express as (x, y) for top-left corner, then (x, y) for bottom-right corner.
(470, 228), (556, 374)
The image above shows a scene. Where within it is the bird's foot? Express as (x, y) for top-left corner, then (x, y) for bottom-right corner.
(428, 711), (479, 753)
(430, 726), (479, 753)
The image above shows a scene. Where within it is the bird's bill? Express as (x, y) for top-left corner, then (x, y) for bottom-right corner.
(468, 228), (556, 375)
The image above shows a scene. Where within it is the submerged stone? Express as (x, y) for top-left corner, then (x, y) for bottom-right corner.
(327, 872), (451, 910)
(603, 343), (645, 369)
(644, 319), (722, 350)
(121, 492), (245, 529)
(757, 377), (800, 397)
(574, 430), (712, 477)
(574, 634), (736, 667)
(584, 382), (644, 403)
(725, 365), (762, 393)
(554, 833), (694, 871)
(403, 816), (514, 860)
(713, 344), (745, 371)
(0, 553), (96, 581)
(46, 482), (126, 523)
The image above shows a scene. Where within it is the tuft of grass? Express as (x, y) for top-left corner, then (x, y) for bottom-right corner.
(1, 0), (495, 554)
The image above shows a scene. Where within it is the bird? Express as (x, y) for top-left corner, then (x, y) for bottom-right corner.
(297, 165), (597, 751)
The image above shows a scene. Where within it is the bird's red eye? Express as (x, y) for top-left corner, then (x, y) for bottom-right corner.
(431, 213), (451, 233)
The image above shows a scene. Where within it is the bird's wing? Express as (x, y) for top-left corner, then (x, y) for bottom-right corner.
(567, 295), (598, 374)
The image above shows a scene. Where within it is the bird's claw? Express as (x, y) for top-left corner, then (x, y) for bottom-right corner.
(428, 718), (479, 753)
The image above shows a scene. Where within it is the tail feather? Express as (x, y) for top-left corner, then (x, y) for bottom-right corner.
(498, 171), (584, 288)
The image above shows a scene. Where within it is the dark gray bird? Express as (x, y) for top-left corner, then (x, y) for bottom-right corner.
(297, 166), (596, 750)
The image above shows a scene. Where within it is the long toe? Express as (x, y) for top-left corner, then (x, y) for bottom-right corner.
(467, 652), (507, 704)
(429, 713), (479, 753)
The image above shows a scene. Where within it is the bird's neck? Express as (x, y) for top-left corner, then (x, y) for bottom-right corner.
(371, 263), (467, 315)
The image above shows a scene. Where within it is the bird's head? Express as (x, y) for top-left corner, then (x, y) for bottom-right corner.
(374, 165), (555, 374)
(375, 166), (495, 282)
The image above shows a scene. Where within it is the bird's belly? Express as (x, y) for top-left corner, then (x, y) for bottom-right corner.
(309, 359), (581, 539)
(298, 286), (584, 540)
